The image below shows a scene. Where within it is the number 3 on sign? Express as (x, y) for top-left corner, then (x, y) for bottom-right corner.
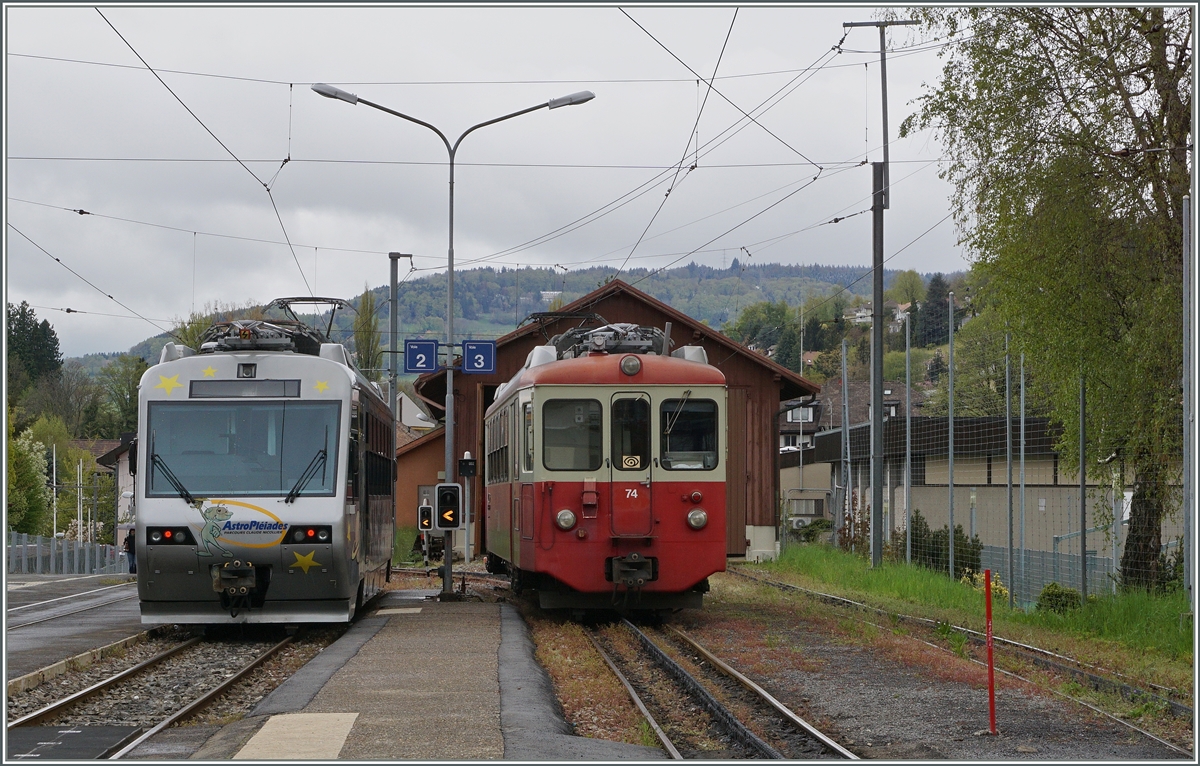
(472, 354), (484, 369)
(625, 488), (638, 498)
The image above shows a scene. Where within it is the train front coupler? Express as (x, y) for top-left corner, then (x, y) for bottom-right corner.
(212, 560), (258, 616)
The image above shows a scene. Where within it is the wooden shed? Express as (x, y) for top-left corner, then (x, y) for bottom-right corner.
(411, 279), (819, 560)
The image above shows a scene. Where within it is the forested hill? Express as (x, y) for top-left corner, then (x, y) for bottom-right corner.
(115, 261), (939, 363)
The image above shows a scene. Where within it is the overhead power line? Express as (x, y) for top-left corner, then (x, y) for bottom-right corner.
(7, 223), (176, 339)
(96, 8), (313, 297)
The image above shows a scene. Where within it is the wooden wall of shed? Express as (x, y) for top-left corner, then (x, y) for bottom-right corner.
(436, 288), (791, 557)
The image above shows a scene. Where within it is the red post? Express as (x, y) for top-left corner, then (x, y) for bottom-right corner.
(985, 568), (997, 734)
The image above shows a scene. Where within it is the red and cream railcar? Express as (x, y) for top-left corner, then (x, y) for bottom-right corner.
(483, 323), (726, 612)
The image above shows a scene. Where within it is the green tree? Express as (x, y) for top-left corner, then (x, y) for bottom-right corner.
(774, 324), (801, 372)
(170, 309), (214, 351)
(20, 362), (103, 438)
(6, 302), (62, 387)
(902, 7), (1190, 590)
(914, 273), (951, 347)
(353, 285), (383, 382)
(885, 269), (926, 306)
(99, 355), (149, 435)
(7, 414), (52, 534)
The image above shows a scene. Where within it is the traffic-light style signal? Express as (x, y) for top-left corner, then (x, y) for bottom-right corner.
(435, 483), (462, 530)
(418, 504), (433, 532)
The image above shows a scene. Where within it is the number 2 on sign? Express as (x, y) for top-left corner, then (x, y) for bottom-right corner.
(625, 488), (638, 498)
(415, 353), (426, 367)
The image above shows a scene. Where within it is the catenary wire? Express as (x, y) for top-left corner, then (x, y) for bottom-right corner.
(7, 223), (176, 339)
(96, 8), (313, 297)
(609, 7), (738, 283)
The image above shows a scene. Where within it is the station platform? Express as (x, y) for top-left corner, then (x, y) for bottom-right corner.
(178, 589), (666, 760)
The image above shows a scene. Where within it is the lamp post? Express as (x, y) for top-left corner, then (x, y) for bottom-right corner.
(313, 83), (594, 595)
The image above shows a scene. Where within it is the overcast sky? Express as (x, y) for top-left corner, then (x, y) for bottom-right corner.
(6, 4), (968, 359)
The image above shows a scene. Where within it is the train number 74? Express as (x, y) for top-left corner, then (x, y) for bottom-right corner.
(625, 488), (639, 498)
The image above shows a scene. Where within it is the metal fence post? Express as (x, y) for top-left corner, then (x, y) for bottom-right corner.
(948, 291), (955, 578)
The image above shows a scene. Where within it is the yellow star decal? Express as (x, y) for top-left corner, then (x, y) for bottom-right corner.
(291, 550), (320, 574)
(202, 366), (217, 377)
(313, 381), (329, 393)
(154, 375), (183, 395)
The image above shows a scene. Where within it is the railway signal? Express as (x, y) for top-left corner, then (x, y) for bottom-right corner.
(418, 504), (433, 532)
(435, 483), (462, 530)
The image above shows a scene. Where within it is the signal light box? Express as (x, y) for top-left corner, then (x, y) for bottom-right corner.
(418, 504), (433, 532)
(435, 483), (463, 530)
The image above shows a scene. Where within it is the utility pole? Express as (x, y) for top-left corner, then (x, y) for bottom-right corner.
(843, 19), (918, 210)
(845, 18), (916, 568)
(388, 252), (413, 423)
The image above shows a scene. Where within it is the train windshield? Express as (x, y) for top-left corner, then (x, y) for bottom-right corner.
(660, 398), (718, 470)
(542, 399), (602, 470)
(146, 401), (340, 497)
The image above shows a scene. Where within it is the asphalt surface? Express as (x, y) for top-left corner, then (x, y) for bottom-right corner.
(129, 589), (666, 760)
(5, 573), (153, 678)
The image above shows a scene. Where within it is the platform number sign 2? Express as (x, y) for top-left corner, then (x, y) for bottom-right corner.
(461, 340), (496, 375)
(404, 339), (439, 374)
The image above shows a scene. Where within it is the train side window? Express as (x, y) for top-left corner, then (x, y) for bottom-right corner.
(660, 398), (718, 470)
(611, 398), (650, 471)
(542, 399), (602, 471)
(522, 402), (533, 473)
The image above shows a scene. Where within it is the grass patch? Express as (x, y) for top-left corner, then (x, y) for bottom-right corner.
(393, 526), (420, 564)
(758, 544), (1193, 694)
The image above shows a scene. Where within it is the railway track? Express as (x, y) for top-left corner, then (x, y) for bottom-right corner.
(7, 630), (294, 759)
(7, 590), (140, 630)
(729, 567), (1193, 720)
(589, 618), (855, 759)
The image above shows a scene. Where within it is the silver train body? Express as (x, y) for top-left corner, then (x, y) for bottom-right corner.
(134, 322), (394, 624)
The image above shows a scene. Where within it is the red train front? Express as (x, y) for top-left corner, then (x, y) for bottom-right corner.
(484, 323), (727, 612)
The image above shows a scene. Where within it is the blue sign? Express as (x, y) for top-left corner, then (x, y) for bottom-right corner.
(461, 340), (496, 375)
(404, 339), (440, 374)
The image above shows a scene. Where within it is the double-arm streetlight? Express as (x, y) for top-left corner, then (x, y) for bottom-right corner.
(312, 82), (594, 593)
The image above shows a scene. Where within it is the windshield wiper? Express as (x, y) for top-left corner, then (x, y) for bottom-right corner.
(285, 448), (327, 504)
(663, 389), (693, 437)
(152, 453), (196, 506)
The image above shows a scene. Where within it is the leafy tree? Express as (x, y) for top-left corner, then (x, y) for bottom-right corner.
(352, 284), (383, 381)
(170, 310), (214, 351)
(902, 7), (1190, 590)
(98, 355), (149, 435)
(7, 414), (52, 534)
(885, 269), (926, 306)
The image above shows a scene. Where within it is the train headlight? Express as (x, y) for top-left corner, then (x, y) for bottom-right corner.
(687, 508), (708, 530)
(620, 355), (641, 376)
(294, 529), (306, 543)
(317, 529), (330, 542)
(150, 530), (163, 543)
(555, 509), (577, 530)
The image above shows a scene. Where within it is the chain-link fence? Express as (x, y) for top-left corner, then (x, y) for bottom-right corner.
(806, 318), (1185, 610)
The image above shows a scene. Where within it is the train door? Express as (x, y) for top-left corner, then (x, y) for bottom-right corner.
(519, 398), (534, 544)
(610, 393), (653, 536)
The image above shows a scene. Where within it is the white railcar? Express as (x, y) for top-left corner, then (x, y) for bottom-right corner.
(134, 298), (394, 624)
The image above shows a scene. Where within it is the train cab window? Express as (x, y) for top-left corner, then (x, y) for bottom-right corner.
(542, 399), (602, 471)
(146, 401), (340, 497)
(660, 398), (718, 470)
(611, 398), (651, 471)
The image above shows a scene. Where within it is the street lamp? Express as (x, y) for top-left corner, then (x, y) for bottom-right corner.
(313, 82), (594, 595)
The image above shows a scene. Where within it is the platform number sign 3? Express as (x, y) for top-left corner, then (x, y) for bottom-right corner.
(461, 340), (496, 375)
(404, 339), (439, 374)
